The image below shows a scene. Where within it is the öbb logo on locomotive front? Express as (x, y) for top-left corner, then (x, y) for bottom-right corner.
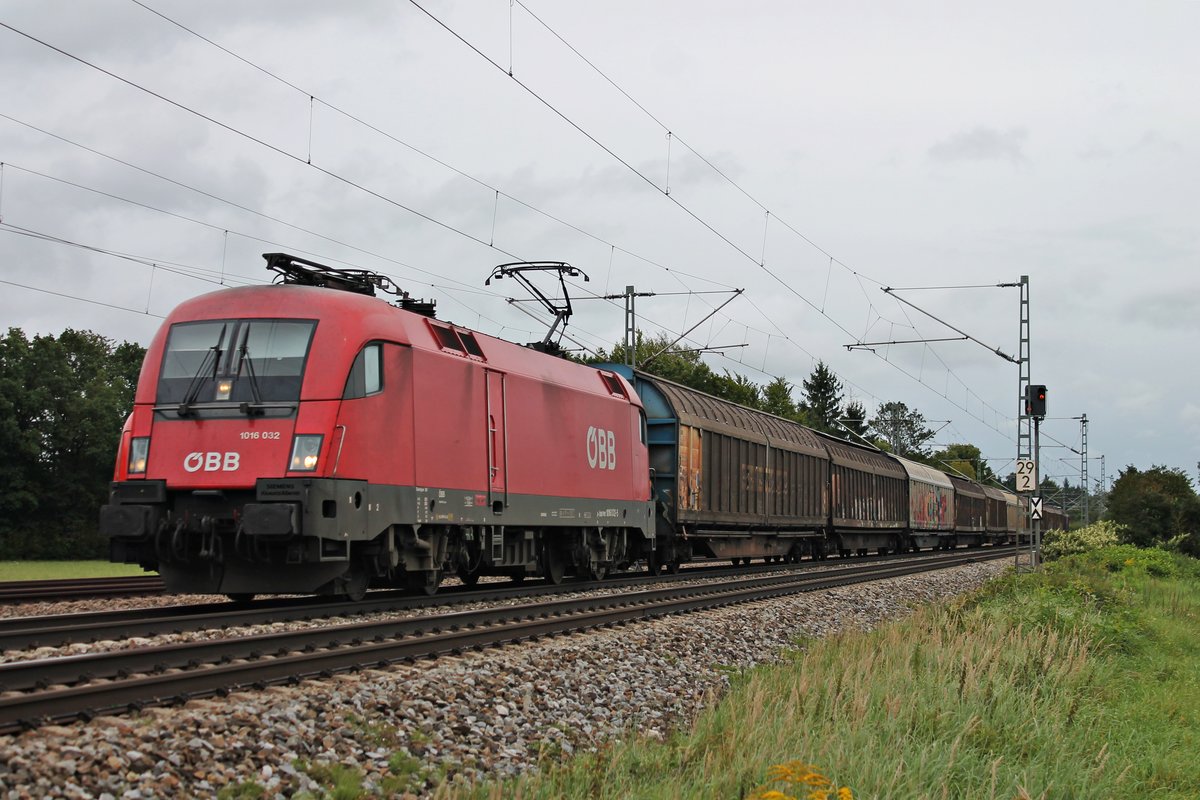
(183, 452), (241, 473)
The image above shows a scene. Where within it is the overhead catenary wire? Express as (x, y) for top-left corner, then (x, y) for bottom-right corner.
(124, 0), (1004, 431)
(0, 20), (522, 261)
(2, 14), (755, 362)
(406, 0), (1019, 436)
(5, 10), (1015, 448)
(0, 162), (722, 361)
(123, 1), (735, 293)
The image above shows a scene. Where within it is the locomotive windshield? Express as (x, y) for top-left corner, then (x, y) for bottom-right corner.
(157, 319), (316, 410)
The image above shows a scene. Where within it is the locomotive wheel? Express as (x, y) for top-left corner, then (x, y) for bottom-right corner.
(544, 546), (568, 585)
(407, 570), (442, 596)
(456, 568), (480, 587)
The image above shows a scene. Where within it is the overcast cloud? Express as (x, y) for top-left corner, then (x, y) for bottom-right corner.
(1, 0), (1198, 491)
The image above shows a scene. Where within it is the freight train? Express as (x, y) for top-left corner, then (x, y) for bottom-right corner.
(100, 254), (1065, 599)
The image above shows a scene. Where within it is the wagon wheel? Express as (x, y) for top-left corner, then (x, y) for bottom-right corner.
(342, 568), (369, 602)
(456, 567), (480, 587)
(226, 593), (255, 605)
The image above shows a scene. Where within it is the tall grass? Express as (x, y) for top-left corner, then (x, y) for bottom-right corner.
(0, 560), (152, 581)
(449, 548), (1200, 799)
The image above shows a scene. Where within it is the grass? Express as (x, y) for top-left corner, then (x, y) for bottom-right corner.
(0, 560), (154, 581)
(444, 546), (1200, 799)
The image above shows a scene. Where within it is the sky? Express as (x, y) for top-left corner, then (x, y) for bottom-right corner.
(1, 1), (1197, 492)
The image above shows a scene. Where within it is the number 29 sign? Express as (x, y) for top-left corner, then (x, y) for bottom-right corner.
(1015, 459), (1037, 492)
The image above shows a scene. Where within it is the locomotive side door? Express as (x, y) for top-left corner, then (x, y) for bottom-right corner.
(485, 369), (508, 509)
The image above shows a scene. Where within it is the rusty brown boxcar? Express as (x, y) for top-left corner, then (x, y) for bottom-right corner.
(625, 372), (830, 567)
(948, 475), (987, 547)
(982, 485), (1011, 544)
(817, 434), (908, 555)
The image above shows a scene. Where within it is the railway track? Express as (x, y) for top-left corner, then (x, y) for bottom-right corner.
(0, 547), (1013, 733)
(0, 575), (165, 603)
(0, 547), (1004, 650)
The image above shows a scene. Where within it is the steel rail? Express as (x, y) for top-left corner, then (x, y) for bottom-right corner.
(0, 576), (164, 603)
(0, 549), (1011, 733)
(0, 547), (1011, 650)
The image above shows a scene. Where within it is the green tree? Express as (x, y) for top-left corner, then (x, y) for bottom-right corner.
(1105, 465), (1200, 549)
(931, 443), (995, 483)
(711, 371), (763, 409)
(801, 361), (843, 435)
(841, 400), (870, 442)
(595, 331), (767, 408)
(0, 328), (145, 559)
(762, 377), (798, 419)
(869, 401), (934, 459)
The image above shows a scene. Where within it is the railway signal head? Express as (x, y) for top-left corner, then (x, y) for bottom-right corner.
(1025, 384), (1047, 418)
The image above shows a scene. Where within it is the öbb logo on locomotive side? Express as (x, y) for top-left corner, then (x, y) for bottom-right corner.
(183, 452), (241, 473)
(585, 426), (617, 470)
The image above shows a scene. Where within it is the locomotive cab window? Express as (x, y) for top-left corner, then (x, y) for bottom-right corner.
(157, 318), (316, 409)
(343, 343), (383, 399)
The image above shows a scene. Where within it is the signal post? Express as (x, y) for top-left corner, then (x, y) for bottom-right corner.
(1022, 385), (1047, 568)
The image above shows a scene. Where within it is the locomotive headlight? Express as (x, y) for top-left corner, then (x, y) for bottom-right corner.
(128, 437), (150, 475)
(215, 379), (233, 401)
(289, 434), (323, 472)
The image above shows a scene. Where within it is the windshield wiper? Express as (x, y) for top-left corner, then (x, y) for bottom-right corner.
(177, 324), (226, 417)
(235, 343), (266, 416)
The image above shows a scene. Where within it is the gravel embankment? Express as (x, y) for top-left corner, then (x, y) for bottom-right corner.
(0, 559), (1015, 799)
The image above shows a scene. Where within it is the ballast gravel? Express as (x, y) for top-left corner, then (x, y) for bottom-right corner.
(0, 559), (1014, 798)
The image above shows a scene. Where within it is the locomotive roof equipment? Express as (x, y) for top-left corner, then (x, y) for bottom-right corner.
(486, 261), (588, 352)
(263, 252), (437, 317)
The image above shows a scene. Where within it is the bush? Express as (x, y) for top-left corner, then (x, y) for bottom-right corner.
(1042, 520), (1124, 561)
(1164, 532), (1200, 558)
(1055, 544), (1184, 580)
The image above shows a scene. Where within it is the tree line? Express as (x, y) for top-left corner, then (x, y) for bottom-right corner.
(0, 328), (144, 559)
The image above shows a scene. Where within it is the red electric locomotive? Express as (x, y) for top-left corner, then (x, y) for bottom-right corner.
(101, 254), (654, 598)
